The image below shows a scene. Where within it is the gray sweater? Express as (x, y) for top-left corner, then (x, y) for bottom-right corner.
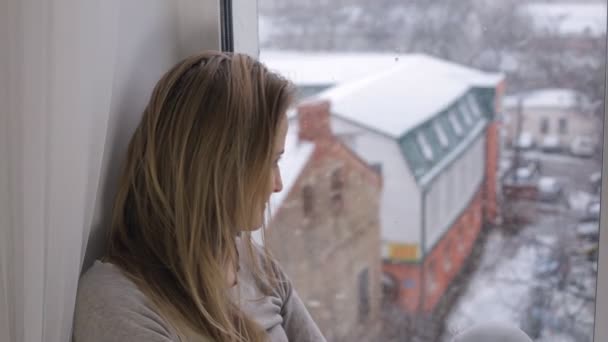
(73, 255), (325, 342)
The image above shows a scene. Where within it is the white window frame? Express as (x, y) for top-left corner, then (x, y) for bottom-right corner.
(594, 43), (608, 340)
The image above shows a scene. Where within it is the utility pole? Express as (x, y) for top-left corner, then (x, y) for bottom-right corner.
(513, 96), (525, 181)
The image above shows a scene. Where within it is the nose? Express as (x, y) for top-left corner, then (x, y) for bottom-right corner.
(273, 171), (283, 193)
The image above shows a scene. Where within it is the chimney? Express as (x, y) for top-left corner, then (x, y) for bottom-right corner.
(297, 100), (332, 142)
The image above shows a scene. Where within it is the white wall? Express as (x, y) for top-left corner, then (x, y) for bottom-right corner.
(0, 1), (226, 341)
(505, 107), (600, 146)
(424, 134), (485, 251)
(82, 0), (218, 270)
(330, 117), (422, 245)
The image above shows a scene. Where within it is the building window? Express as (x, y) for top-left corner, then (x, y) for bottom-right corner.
(540, 117), (549, 134)
(417, 131), (434, 161)
(434, 121), (449, 148)
(449, 110), (463, 136)
(467, 93), (483, 118)
(460, 101), (473, 126)
(382, 273), (400, 303)
(331, 168), (344, 212)
(302, 185), (314, 216)
(444, 240), (453, 272)
(559, 118), (568, 134)
(426, 260), (437, 293)
(358, 269), (370, 321)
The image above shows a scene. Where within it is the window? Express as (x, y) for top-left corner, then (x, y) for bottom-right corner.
(449, 110), (463, 136)
(331, 168), (344, 212)
(467, 93), (483, 118)
(426, 260), (437, 293)
(417, 131), (434, 161)
(258, 1), (605, 341)
(460, 101), (473, 126)
(444, 240), (453, 272)
(434, 121), (449, 148)
(540, 117), (550, 134)
(302, 185), (314, 216)
(358, 269), (370, 321)
(457, 237), (465, 253)
(559, 118), (568, 134)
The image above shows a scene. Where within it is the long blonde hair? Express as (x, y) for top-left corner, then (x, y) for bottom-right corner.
(106, 51), (293, 341)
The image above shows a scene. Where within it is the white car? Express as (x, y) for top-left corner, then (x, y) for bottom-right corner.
(540, 135), (561, 152)
(537, 177), (562, 201)
(514, 132), (535, 150)
(570, 136), (595, 157)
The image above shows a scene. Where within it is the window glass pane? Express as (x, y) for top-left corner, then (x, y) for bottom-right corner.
(449, 110), (464, 136)
(258, 1), (606, 341)
(434, 120), (449, 148)
(459, 101), (474, 126)
(467, 93), (483, 118)
(417, 131), (434, 161)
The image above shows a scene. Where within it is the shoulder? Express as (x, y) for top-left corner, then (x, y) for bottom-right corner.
(236, 237), (292, 301)
(73, 261), (178, 342)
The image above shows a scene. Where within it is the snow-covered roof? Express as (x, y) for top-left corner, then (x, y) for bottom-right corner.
(524, 3), (607, 37)
(504, 88), (590, 110)
(312, 54), (503, 137)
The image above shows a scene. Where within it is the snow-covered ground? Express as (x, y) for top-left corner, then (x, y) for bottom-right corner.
(441, 199), (597, 342)
(441, 231), (538, 340)
(442, 225), (596, 341)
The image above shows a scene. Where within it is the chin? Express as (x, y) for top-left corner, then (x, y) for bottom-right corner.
(242, 216), (264, 232)
(242, 224), (263, 232)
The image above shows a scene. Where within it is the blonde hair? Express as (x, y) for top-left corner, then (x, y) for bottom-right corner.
(106, 51), (293, 341)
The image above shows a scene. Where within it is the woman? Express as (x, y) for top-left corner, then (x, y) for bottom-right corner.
(74, 51), (324, 342)
(74, 51), (532, 342)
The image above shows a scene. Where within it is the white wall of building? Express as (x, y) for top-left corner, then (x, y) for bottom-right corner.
(424, 134), (486, 251)
(330, 117), (422, 245)
(505, 107), (600, 147)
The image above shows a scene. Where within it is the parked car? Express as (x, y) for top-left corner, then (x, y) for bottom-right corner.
(540, 135), (561, 153)
(576, 221), (599, 242)
(514, 132), (535, 150)
(510, 156), (541, 183)
(570, 136), (595, 158)
(580, 242), (599, 262)
(537, 177), (562, 202)
(590, 171), (602, 194)
(586, 201), (601, 221)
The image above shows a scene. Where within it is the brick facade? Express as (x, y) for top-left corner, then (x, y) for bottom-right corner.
(484, 81), (504, 224)
(484, 122), (500, 224)
(383, 190), (483, 313)
(266, 101), (382, 341)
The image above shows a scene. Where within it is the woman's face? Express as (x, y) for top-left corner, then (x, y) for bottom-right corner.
(248, 115), (288, 230)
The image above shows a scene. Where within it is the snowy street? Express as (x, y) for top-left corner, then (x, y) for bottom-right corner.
(442, 150), (600, 342)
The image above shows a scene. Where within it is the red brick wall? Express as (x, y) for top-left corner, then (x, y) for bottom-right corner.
(483, 81), (504, 224)
(484, 122), (499, 224)
(383, 190), (484, 313)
